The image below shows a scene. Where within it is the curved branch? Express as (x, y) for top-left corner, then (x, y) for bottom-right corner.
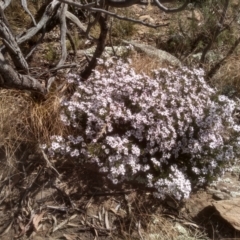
(25, 26), (46, 60)
(65, 11), (87, 33)
(153, 0), (189, 13)
(0, 0), (11, 10)
(56, 4), (68, 67)
(0, 8), (28, 72)
(21, 0), (37, 26)
(81, 15), (109, 80)
(105, 0), (141, 8)
(0, 52), (45, 94)
(17, 0), (61, 44)
(59, 0), (167, 28)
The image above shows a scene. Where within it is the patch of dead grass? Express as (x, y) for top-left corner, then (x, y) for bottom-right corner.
(0, 90), (32, 146)
(0, 89), (64, 162)
(129, 52), (169, 77)
(27, 92), (65, 144)
(0, 89), (65, 185)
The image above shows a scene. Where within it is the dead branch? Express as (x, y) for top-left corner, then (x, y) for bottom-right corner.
(0, 51), (45, 93)
(0, 8), (28, 72)
(58, 0), (170, 28)
(57, 3), (68, 67)
(21, 0), (37, 26)
(65, 10), (87, 33)
(17, 0), (61, 44)
(153, 0), (189, 13)
(81, 14), (109, 80)
(0, 0), (11, 10)
(0, 0), (190, 94)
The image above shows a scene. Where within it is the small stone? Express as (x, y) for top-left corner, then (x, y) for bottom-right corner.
(139, 15), (155, 24)
(213, 192), (231, 200)
(230, 191), (240, 198)
(175, 223), (188, 235)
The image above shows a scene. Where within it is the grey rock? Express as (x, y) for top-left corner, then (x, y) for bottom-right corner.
(123, 40), (182, 67)
(213, 192), (231, 200)
(175, 223), (188, 235)
(78, 41), (182, 67)
(77, 46), (130, 58)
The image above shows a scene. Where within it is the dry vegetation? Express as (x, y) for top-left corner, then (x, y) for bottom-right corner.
(0, 0), (240, 239)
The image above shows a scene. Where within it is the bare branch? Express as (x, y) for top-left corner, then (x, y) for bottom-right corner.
(88, 6), (168, 28)
(105, 0), (142, 8)
(66, 30), (77, 56)
(21, 0), (37, 26)
(207, 36), (240, 80)
(81, 15), (109, 80)
(17, 0), (61, 44)
(153, 0), (189, 13)
(65, 10), (87, 33)
(0, 52), (45, 94)
(57, 0), (95, 9)
(56, 3), (68, 67)
(0, 8), (29, 72)
(25, 28), (46, 60)
(59, 0), (168, 28)
(0, 0), (11, 10)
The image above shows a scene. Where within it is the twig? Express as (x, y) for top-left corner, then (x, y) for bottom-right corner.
(56, 4), (68, 68)
(47, 205), (68, 211)
(58, 0), (169, 28)
(40, 149), (60, 176)
(84, 190), (134, 196)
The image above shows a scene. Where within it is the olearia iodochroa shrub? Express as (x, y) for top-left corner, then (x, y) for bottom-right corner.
(42, 58), (240, 200)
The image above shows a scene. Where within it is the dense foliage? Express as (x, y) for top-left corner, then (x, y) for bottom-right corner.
(43, 58), (240, 200)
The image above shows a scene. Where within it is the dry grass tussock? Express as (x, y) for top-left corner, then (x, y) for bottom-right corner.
(0, 90), (32, 146)
(210, 51), (240, 98)
(0, 89), (64, 156)
(28, 92), (65, 144)
(129, 52), (169, 77)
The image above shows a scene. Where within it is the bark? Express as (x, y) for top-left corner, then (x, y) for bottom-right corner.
(0, 52), (45, 93)
(0, 8), (29, 73)
(56, 4), (68, 68)
(81, 15), (109, 80)
(0, 0), (189, 94)
(17, 0), (60, 44)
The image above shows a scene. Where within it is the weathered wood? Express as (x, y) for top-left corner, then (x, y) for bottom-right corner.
(21, 0), (37, 26)
(56, 3), (68, 67)
(0, 0), (189, 94)
(0, 0), (11, 10)
(81, 15), (109, 80)
(0, 52), (45, 93)
(17, 0), (60, 44)
(0, 8), (29, 72)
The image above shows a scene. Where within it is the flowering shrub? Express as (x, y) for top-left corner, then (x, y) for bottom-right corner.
(44, 58), (240, 200)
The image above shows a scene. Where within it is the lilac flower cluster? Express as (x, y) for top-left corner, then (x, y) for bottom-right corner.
(46, 58), (240, 200)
